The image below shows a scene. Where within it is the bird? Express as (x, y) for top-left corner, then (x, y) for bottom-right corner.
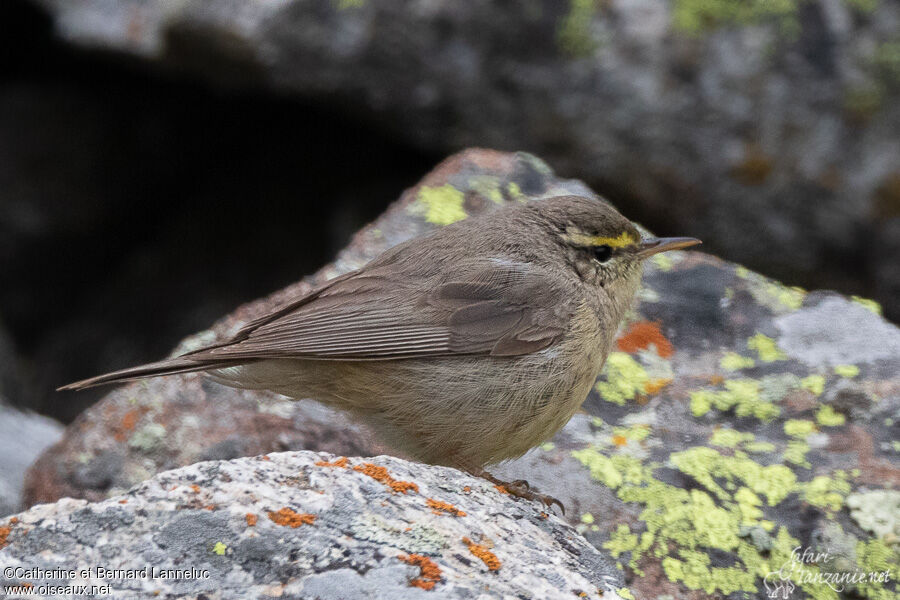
(60, 195), (700, 510)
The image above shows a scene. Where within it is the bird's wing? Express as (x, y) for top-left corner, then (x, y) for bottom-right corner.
(189, 260), (574, 361)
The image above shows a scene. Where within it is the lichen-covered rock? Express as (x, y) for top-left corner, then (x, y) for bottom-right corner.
(26, 149), (899, 599)
(24, 0), (900, 319)
(2, 451), (626, 599)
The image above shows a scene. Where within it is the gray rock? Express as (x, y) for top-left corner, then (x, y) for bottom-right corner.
(0, 403), (63, 517)
(24, 149), (900, 599)
(0, 323), (63, 517)
(1, 451), (628, 599)
(25, 0), (900, 319)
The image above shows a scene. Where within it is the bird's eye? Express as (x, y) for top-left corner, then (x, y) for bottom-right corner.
(592, 245), (613, 263)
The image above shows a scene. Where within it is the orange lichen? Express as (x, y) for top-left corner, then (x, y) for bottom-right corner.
(316, 456), (349, 468)
(643, 378), (672, 395)
(0, 526), (10, 549)
(494, 484), (510, 495)
(204, 505), (217, 511)
(426, 498), (467, 517)
(352, 463), (419, 494)
(245, 513), (258, 526)
(462, 486), (471, 493)
(113, 407), (148, 442)
(612, 434), (628, 447)
(616, 321), (673, 358)
(462, 537), (501, 571)
(190, 485), (201, 493)
(118, 499), (128, 504)
(267, 507), (316, 528)
(398, 554), (442, 590)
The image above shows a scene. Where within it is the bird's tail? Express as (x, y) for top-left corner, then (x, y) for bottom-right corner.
(57, 356), (244, 391)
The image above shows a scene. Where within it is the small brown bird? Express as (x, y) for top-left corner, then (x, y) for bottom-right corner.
(62, 196), (699, 509)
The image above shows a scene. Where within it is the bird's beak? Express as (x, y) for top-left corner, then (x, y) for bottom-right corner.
(637, 237), (702, 258)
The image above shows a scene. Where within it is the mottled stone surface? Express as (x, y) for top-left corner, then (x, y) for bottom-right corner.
(27, 149), (899, 599)
(3, 451), (626, 599)
(25, 0), (900, 319)
(0, 323), (63, 517)
(0, 403), (63, 518)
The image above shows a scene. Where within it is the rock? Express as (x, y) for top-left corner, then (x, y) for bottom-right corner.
(21, 0), (900, 320)
(0, 322), (63, 517)
(2, 451), (627, 599)
(26, 149), (900, 599)
(0, 403), (63, 517)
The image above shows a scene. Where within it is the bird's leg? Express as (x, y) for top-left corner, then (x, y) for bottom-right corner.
(462, 465), (565, 515)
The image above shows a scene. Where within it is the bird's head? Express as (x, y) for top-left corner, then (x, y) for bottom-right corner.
(537, 195), (701, 301)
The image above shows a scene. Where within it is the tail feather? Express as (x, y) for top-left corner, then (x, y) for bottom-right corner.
(57, 356), (243, 391)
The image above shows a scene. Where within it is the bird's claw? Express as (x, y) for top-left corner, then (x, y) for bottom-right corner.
(504, 480), (565, 515)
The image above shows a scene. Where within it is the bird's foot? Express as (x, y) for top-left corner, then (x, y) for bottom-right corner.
(466, 468), (565, 515)
(501, 480), (565, 515)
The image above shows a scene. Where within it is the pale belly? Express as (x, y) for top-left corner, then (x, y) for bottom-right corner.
(209, 308), (612, 468)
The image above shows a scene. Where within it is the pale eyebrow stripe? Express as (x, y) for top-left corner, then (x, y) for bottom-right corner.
(562, 230), (636, 248)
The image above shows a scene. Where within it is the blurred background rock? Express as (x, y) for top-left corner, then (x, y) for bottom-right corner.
(1, 0), (898, 423)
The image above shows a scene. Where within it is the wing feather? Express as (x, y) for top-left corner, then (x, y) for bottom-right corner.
(192, 260), (574, 361)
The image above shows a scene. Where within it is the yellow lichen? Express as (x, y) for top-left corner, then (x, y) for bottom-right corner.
(801, 374), (826, 396)
(410, 185), (467, 225)
(690, 379), (781, 421)
(595, 352), (649, 405)
(834, 364), (860, 378)
(720, 352), (756, 371)
(747, 333), (787, 362)
(851, 295), (883, 315)
(815, 405), (846, 427)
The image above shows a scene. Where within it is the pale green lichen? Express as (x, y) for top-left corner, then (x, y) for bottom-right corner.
(784, 439), (811, 468)
(670, 447), (796, 505)
(506, 181), (523, 201)
(616, 587), (635, 600)
(874, 40), (900, 85)
(350, 514), (448, 554)
(467, 176), (505, 204)
(571, 441), (886, 597)
(851, 295), (884, 315)
(212, 541), (227, 555)
(410, 185), (467, 225)
(595, 352), (649, 405)
(128, 423), (167, 451)
(581, 512), (595, 525)
(672, 0), (799, 37)
(689, 378), (781, 421)
(784, 419), (817, 437)
(748, 333), (787, 362)
(540, 441), (556, 451)
(613, 424), (651, 443)
(834, 364), (860, 378)
(651, 254), (674, 271)
(816, 405), (846, 427)
(846, 490), (900, 540)
(736, 268), (807, 312)
(709, 428), (754, 448)
(743, 441), (777, 453)
(854, 538), (899, 600)
(799, 473), (851, 512)
(801, 374), (826, 396)
(557, 0), (600, 57)
(844, 0), (879, 13)
(720, 352), (756, 371)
